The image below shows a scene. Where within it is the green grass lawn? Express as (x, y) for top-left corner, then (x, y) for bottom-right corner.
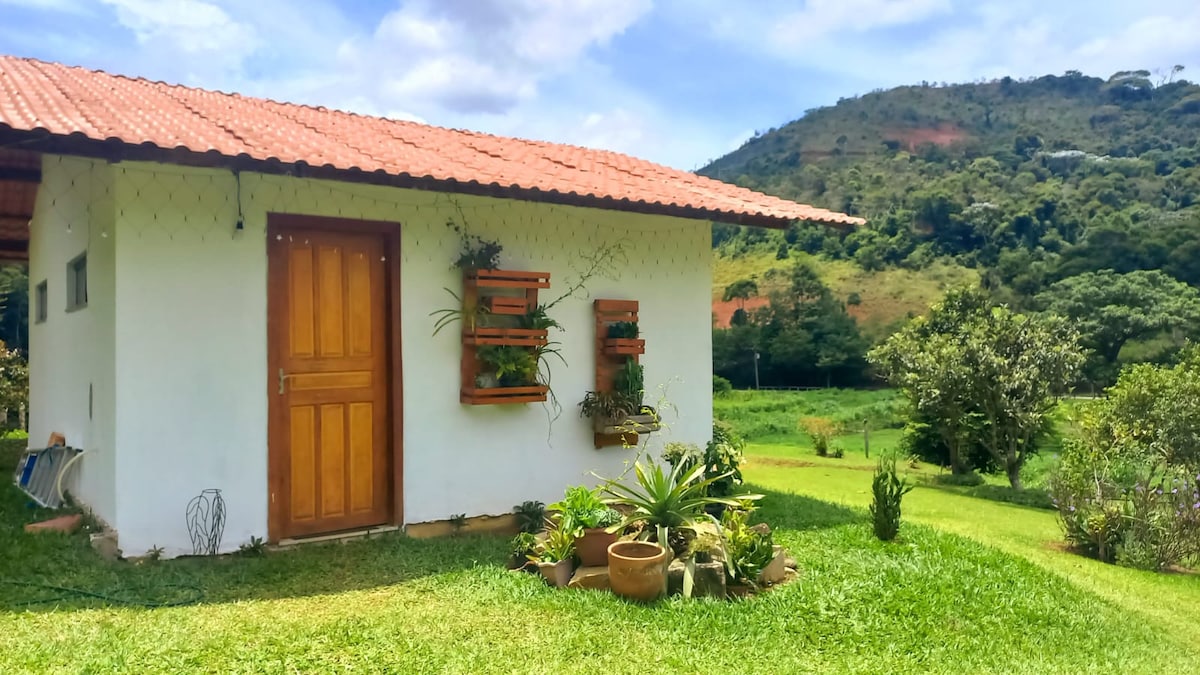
(3, 422), (1199, 672)
(743, 444), (1200, 663)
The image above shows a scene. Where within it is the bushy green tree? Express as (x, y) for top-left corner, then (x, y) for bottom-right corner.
(871, 287), (1084, 487)
(1037, 270), (1200, 383)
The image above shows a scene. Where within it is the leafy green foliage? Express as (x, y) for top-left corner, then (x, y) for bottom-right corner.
(532, 519), (576, 563)
(799, 416), (840, 457)
(613, 358), (644, 409)
(475, 345), (538, 386)
(577, 390), (634, 421)
(720, 508), (775, 584)
(445, 218), (502, 271)
(706, 71), (1200, 379)
(520, 305), (563, 332)
(662, 422), (749, 506)
(871, 287), (1085, 486)
(597, 459), (760, 548)
(722, 279), (758, 307)
(606, 321), (639, 339)
(712, 375), (733, 396)
(509, 532), (539, 562)
(547, 486), (621, 532)
(1051, 351), (1200, 569)
(870, 457), (914, 541)
(713, 260), (869, 388)
(0, 343), (27, 429)
(511, 500), (546, 534)
(1037, 270), (1200, 383)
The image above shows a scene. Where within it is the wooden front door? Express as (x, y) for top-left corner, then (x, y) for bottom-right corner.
(268, 221), (394, 540)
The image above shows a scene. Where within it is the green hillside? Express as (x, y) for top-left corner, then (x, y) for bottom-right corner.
(705, 69), (1200, 389)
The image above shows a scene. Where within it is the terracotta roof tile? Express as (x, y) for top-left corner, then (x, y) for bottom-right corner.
(0, 56), (865, 227)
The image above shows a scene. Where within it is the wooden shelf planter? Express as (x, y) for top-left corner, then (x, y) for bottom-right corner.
(595, 412), (661, 436)
(458, 269), (552, 405)
(591, 299), (656, 447)
(602, 338), (645, 356)
(463, 327), (549, 347)
(462, 385), (550, 405)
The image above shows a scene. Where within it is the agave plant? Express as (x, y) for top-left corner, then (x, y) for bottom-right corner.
(597, 459), (761, 547)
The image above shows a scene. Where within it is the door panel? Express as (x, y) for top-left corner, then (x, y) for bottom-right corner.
(269, 228), (391, 540)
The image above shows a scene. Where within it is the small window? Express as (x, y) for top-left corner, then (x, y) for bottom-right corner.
(66, 253), (87, 311)
(35, 281), (47, 323)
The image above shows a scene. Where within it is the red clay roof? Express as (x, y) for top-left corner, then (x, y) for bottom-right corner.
(0, 56), (864, 227)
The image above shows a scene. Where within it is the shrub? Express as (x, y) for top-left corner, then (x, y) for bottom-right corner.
(933, 472), (985, 487)
(1050, 359), (1200, 570)
(713, 375), (733, 396)
(870, 457), (914, 541)
(800, 416), (840, 457)
(662, 421), (748, 502)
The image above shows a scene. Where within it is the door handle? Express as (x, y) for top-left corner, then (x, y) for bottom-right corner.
(278, 368), (288, 395)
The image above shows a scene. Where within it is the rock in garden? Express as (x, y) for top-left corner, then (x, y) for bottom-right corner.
(567, 565), (610, 591)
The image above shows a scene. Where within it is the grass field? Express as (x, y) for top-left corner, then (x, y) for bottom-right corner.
(712, 249), (978, 337)
(2, 391), (1198, 673)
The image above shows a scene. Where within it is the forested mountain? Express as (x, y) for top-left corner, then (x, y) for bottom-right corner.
(703, 69), (1200, 389)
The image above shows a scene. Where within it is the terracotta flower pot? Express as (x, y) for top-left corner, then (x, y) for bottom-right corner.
(575, 528), (618, 567)
(607, 540), (668, 602)
(538, 559), (573, 588)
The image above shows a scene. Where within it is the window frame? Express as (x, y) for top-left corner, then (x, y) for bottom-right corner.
(35, 280), (48, 323)
(66, 252), (88, 312)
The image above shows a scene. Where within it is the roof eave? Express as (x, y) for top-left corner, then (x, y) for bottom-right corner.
(0, 127), (856, 229)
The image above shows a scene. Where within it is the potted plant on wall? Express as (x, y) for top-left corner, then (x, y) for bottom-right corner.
(548, 486), (623, 567)
(578, 359), (660, 435)
(603, 320), (644, 356)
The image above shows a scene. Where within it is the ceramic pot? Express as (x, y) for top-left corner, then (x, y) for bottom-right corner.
(575, 528), (618, 567)
(607, 540), (668, 602)
(538, 559), (573, 588)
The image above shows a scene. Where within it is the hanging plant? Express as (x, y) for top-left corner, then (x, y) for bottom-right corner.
(446, 218), (502, 272)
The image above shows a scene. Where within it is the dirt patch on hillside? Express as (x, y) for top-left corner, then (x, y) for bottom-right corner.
(712, 296), (770, 327)
(885, 123), (969, 150)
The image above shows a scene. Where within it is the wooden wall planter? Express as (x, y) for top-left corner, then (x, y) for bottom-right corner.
(459, 269), (551, 405)
(591, 299), (655, 447)
(602, 338), (645, 356)
(595, 413), (661, 436)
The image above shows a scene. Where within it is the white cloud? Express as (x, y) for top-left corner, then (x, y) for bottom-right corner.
(768, 0), (952, 45)
(340, 0), (653, 115)
(96, 0), (259, 82)
(0, 0), (87, 11)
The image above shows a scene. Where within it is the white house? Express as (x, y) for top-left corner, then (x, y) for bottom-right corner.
(0, 56), (861, 557)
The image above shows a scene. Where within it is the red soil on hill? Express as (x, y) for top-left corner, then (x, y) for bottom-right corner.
(712, 296), (770, 327)
(886, 123), (968, 150)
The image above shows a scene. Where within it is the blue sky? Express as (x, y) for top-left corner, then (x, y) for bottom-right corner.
(1, 0), (1198, 169)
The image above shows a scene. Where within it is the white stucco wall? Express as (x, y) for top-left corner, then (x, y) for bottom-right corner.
(93, 160), (711, 557)
(27, 156), (118, 525)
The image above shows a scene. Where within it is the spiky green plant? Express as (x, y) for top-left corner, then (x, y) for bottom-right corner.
(597, 460), (761, 547)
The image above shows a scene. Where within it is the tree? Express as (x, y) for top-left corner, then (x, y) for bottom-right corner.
(871, 287), (1084, 486)
(1037, 270), (1200, 381)
(0, 341), (27, 430)
(959, 305), (1084, 488)
(722, 279), (758, 311)
(870, 288), (990, 474)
